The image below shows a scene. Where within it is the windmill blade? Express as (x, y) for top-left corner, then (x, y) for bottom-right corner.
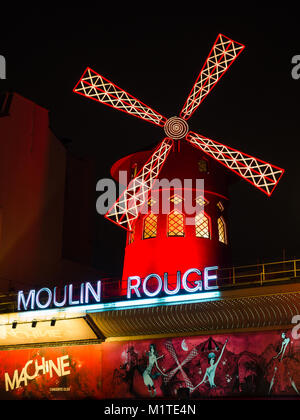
(105, 138), (173, 231)
(180, 34), (245, 121)
(74, 67), (167, 127)
(186, 131), (285, 196)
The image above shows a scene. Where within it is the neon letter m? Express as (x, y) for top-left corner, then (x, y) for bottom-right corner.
(18, 290), (36, 311)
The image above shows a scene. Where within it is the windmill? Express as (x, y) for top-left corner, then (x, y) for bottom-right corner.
(74, 34), (284, 288)
(74, 34), (284, 233)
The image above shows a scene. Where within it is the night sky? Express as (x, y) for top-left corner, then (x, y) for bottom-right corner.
(1, 11), (300, 276)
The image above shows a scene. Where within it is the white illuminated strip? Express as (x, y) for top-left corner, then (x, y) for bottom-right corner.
(15, 291), (220, 320)
(90, 291), (220, 312)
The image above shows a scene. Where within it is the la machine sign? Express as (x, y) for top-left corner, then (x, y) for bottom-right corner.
(17, 266), (219, 313)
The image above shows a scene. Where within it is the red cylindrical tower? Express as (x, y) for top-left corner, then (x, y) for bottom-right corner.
(111, 140), (235, 292)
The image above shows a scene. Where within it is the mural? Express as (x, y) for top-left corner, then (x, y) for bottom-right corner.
(0, 345), (102, 400)
(102, 330), (300, 399)
(1, 329), (300, 399)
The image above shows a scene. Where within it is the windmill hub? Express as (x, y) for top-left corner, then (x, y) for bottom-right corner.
(164, 116), (189, 140)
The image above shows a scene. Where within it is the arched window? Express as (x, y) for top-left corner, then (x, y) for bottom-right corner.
(169, 194), (183, 205)
(195, 212), (210, 239)
(168, 210), (185, 237)
(217, 201), (224, 212)
(143, 213), (158, 239)
(195, 195), (209, 207)
(197, 159), (208, 173)
(218, 217), (227, 244)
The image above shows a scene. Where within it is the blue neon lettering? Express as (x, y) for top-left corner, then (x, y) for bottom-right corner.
(127, 276), (141, 299)
(182, 268), (202, 293)
(143, 274), (163, 297)
(36, 288), (52, 310)
(204, 266), (219, 290)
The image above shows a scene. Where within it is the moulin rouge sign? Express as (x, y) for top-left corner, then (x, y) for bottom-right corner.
(17, 266), (219, 313)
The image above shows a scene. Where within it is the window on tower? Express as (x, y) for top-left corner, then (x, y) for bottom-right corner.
(217, 201), (224, 212)
(168, 210), (185, 237)
(169, 194), (184, 205)
(195, 212), (210, 239)
(218, 216), (227, 244)
(197, 159), (208, 173)
(143, 213), (158, 239)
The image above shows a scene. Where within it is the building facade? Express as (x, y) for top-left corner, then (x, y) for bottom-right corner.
(0, 94), (299, 400)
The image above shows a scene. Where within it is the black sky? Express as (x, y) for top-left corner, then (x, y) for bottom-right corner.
(1, 11), (300, 275)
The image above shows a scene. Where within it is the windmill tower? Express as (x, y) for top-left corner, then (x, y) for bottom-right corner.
(110, 139), (234, 289)
(74, 34), (284, 292)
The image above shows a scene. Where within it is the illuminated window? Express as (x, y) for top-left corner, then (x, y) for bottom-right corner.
(218, 217), (227, 244)
(143, 213), (157, 239)
(168, 210), (185, 237)
(195, 195), (209, 207)
(170, 194), (183, 205)
(195, 213), (210, 239)
(148, 197), (157, 207)
(198, 159), (208, 173)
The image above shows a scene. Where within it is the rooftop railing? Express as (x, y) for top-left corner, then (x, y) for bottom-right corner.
(1, 258), (300, 313)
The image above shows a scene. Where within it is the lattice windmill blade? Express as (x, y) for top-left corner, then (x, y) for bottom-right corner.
(75, 33), (285, 232)
(180, 34), (245, 121)
(74, 67), (167, 127)
(105, 138), (174, 231)
(186, 131), (285, 196)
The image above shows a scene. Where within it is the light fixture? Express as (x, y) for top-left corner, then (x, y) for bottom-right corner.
(31, 320), (37, 328)
(50, 319), (56, 327)
(12, 321), (17, 329)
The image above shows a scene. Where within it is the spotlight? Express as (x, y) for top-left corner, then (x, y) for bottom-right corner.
(50, 319), (56, 327)
(12, 321), (17, 329)
(31, 320), (37, 328)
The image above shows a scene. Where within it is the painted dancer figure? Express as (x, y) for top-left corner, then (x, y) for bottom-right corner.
(192, 338), (228, 392)
(272, 332), (290, 361)
(143, 344), (166, 397)
(268, 332), (299, 395)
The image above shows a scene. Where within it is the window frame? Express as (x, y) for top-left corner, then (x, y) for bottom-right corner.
(167, 209), (185, 238)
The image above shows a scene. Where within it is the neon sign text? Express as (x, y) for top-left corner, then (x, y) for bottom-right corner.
(127, 266), (218, 299)
(17, 267), (218, 313)
(18, 281), (102, 311)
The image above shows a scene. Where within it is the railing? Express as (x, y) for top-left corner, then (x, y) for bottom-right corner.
(93, 259), (300, 297)
(217, 258), (300, 288)
(1, 258), (300, 313)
